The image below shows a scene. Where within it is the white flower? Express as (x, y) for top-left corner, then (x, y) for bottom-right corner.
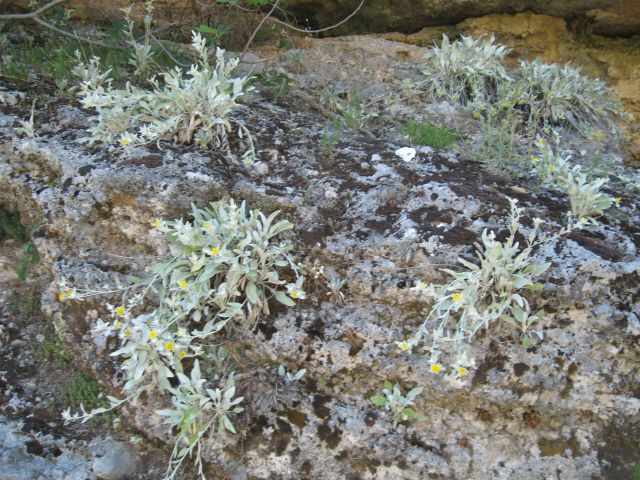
(395, 147), (416, 162)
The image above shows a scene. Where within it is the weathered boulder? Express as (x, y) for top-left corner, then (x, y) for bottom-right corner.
(588, 0), (640, 37)
(1, 35), (639, 480)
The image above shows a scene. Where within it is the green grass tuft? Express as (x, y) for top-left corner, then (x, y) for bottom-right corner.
(404, 121), (460, 149)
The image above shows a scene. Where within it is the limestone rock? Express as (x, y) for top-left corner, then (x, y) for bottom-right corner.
(1, 32), (639, 480)
(91, 441), (139, 480)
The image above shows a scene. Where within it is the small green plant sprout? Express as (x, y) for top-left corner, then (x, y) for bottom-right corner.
(253, 69), (293, 99)
(277, 363), (306, 385)
(514, 59), (623, 135)
(196, 23), (234, 47)
(326, 276), (347, 303)
(72, 32), (255, 160)
(404, 121), (460, 149)
(15, 99), (37, 139)
(61, 199), (304, 480)
(370, 381), (424, 426)
(157, 361), (243, 480)
(502, 298), (544, 347)
(278, 364), (307, 387)
(322, 86), (377, 129)
(420, 34), (511, 105)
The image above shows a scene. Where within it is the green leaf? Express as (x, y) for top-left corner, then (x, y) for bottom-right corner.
(245, 281), (259, 304)
(197, 24), (219, 35)
(370, 396), (387, 406)
(274, 290), (295, 306)
(403, 407), (425, 420)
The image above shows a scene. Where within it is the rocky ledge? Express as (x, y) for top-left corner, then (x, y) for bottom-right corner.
(1, 35), (639, 480)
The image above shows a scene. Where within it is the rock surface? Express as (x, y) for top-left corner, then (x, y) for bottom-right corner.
(0, 416), (95, 480)
(1, 33), (639, 480)
(91, 440), (139, 480)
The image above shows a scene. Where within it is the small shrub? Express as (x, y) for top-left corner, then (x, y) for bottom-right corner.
(399, 196), (612, 371)
(371, 381), (424, 426)
(463, 101), (525, 173)
(73, 32), (255, 160)
(62, 199), (305, 480)
(514, 59), (623, 135)
(405, 120), (460, 149)
(420, 34), (511, 105)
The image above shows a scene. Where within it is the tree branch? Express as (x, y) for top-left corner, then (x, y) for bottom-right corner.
(0, 0), (67, 20)
(0, 0), (126, 51)
(234, 0), (365, 34)
(240, 0), (279, 60)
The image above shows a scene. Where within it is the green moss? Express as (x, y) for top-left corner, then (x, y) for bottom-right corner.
(404, 121), (460, 149)
(56, 372), (115, 426)
(0, 210), (39, 281)
(38, 328), (71, 366)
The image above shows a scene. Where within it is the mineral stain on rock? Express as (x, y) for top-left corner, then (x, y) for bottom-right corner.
(317, 420), (343, 449)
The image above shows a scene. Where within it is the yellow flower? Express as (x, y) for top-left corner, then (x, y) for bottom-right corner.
(178, 351), (187, 359)
(149, 330), (158, 339)
(614, 197), (621, 205)
(115, 321), (122, 328)
(152, 219), (161, 228)
(531, 156), (539, 162)
(398, 341), (411, 352)
(115, 306), (126, 316)
(473, 112), (481, 119)
(549, 165), (556, 172)
(430, 363), (443, 374)
(120, 138), (129, 146)
(452, 292), (462, 302)
(458, 367), (468, 377)
(165, 342), (174, 351)
(203, 221), (213, 230)
(58, 292), (66, 302)
(290, 290), (299, 299)
(210, 247), (220, 256)
(178, 280), (188, 289)
(629, 114), (636, 121)
(124, 329), (132, 337)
